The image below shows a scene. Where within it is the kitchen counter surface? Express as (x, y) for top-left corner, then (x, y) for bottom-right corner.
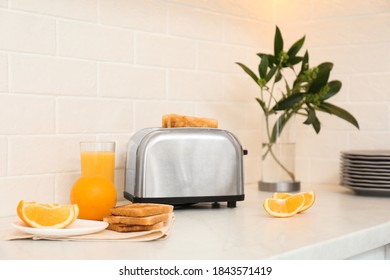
(1, 183), (390, 260)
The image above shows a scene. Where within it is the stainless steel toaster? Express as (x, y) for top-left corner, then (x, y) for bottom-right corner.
(124, 128), (245, 208)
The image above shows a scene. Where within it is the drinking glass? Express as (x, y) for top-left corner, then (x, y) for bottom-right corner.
(80, 141), (115, 183)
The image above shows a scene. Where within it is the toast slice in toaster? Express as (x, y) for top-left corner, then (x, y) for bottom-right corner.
(104, 213), (171, 226)
(107, 222), (164, 233)
(110, 203), (173, 217)
(162, 113), (218, 128)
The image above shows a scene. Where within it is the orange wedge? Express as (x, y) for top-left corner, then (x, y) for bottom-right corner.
(299, 191), (316, 213)
(17, 200), (79, 229)
(272, 191), (316, 213)
(263, 193), (305, 218)
(272, 192), (292, 199)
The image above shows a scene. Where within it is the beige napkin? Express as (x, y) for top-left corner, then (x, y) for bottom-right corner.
(4, 215), (174, 242)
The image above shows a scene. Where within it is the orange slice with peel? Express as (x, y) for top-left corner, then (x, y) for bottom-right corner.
(17, 200), (79, 229)
(272, 192), (292, 199)
(299, 191), (316, 213)
(263, 193), (305, 218)
(272, 191), (316, 213)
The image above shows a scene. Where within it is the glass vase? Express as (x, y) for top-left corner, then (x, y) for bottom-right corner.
(258, 113), (300, 192)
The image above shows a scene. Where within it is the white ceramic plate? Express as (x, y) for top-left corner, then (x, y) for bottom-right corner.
(341, 178), (390, 188)
(341, 150), (390, 157)
(341, 185), (390, 196)
(342, 155), (390, 161)
(341, 162), (390, 169)
(341, 165), (390, 174)
(342, 158), (390, 165)
(342, 174), (390, 183)
(342, 173), (390, 181)
(12, 219), (108, 237)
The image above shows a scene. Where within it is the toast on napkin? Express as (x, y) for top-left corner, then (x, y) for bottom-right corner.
(107, 222), (164, 233)
(162, 113), (218, 128)
(105, 203), (174, 233)
(104, 213), (170, 226)
(110, 203), (173, 217)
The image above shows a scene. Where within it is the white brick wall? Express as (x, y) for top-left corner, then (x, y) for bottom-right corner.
(135, 33), (196, 68)
(100, 0), (167, 32)
(0, 94), (55, 134)
(10, 55), (97, 96)
(0, 10), (56, 54)
(0, 0), (389, 217)
(58, 20), (134, 62)
(99, 63), (165, 99)
(0, 53), (7, 91)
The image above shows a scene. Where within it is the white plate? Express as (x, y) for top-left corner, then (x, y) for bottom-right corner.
(342, 173), (390, 180)
(341, 150), (390, 157)
(341, 161), (390, 169)
(342, 158), (390, 165)
(341, 165), (390, 174)
(341, 185), (390, 196)
(342, 155), (390, 161)
(342, 174), (390, 185)
(341, 178), (390, 188)
(12, 219), (108, 237)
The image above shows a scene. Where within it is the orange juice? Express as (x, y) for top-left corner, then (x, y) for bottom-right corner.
(80, 151), (115, 183)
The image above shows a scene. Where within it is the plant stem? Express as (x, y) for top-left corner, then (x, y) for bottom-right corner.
(263, 142), (296, 181)
(263, 113), (296, 182)
(260, 67), (296, 182)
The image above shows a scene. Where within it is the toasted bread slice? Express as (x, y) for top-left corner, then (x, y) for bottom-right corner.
(110, 203), (173, 217)
(104, 213), (170, 226)
(107, 222), (164, 232)
(162, 113), (218, 128)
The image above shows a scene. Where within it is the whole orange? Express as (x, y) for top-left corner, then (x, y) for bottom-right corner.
(70, 176), (117, 221)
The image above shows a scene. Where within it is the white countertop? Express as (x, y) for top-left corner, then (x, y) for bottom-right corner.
(1, 183), (390, 260)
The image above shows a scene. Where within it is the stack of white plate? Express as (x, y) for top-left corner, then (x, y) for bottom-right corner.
(340, 150), (390, 196)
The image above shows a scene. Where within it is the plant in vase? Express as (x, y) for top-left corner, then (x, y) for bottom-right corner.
(236, 26), (359, 191)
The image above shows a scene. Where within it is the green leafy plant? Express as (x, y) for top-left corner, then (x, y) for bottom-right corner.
(236, 26), (359, 181)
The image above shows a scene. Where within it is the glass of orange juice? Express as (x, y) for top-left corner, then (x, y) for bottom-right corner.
(80, 141), (115, 183)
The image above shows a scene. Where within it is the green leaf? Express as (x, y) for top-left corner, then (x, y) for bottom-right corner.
(284, 78), (292, 95)
(303, 108), (315, 124)
(303, 108), (321, 133)
(323, 80), (342, 100)
(270, 112), (293, 143)
(268, 55), (276, 66)
(236, 62), (259, 84)
(265, 66), (277, 82)
(312, 117), (321, 133)
(257, 53), (276, 66)
(275, 70), (282, 83)
(309, 62), (333, 93)
(287, 56), (303, 66)
(287, 35), (305, 58)
(258, 55), (269, 79)
(255, 98), (268, 114)
(274, 26), (284, 57)
(318, 102), (360, 129)
(299, 51), (309, 75)
(273, 92), (304, 111)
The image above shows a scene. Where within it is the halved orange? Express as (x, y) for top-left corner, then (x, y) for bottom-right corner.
(17, 200), (79, 229)
(272, 191), (316, 213)
(263, 193), (305, 218)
